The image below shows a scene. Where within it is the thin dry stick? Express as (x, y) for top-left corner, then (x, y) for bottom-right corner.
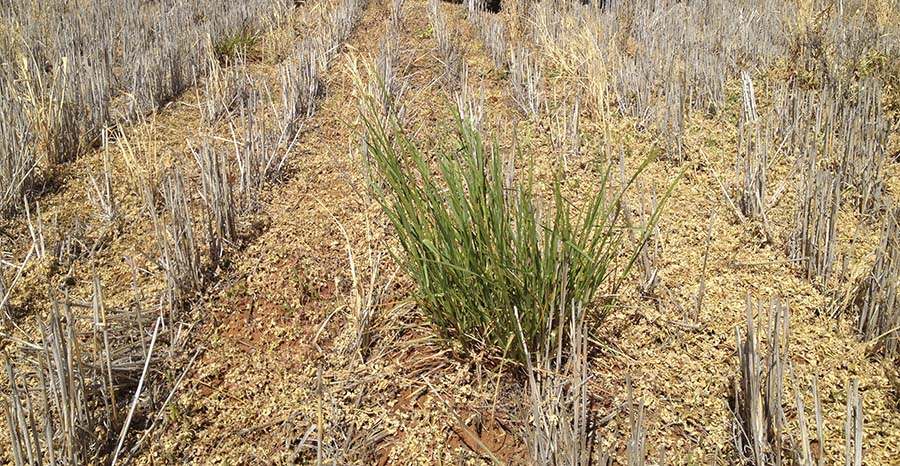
(93, 271), (119, 426)
(111, 315), (162, 466)
(0, 242), (36, 321)
(127, 348), (200, 457)
(733, 257), (806, 267)
(127, 256), (147, 359)
(694, 208), (715, 322)
(812, 377), (825, 464)
(698, 148), (747, 225)
(316, 365), (323, 466)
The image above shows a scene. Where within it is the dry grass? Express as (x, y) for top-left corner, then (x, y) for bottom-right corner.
(509, 46), (544, 117)
(0, 0), (290, 219)
(192, 140), (237, 267)
(429, 0), (463, 88)
(851, 207), (900, 356)
(788, 152), (842, 290)
(3, 279), (172, 465)
(467, 3), (507, 71)
(733, 295), (866, 465)
(86, 129), (118, 225)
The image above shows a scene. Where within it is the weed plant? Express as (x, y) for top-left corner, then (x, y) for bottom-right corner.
(362, 102), (670, 362)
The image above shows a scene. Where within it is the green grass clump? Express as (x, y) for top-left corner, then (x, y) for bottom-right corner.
(363, 106), (667, 362)
(214, 28), (258, 63)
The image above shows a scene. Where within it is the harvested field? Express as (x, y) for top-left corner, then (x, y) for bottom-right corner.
(1, 0), (899, 464)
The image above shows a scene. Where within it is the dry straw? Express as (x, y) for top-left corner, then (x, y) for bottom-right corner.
(854, 207), (900, 356)
(733, 295), (865, 465)
(0, 0), (288, 218)
(428, 0), (463, 88)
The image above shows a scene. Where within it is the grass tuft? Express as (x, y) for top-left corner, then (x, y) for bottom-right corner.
(214, 28), (259, 64)
(362, 101), (669, 362)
